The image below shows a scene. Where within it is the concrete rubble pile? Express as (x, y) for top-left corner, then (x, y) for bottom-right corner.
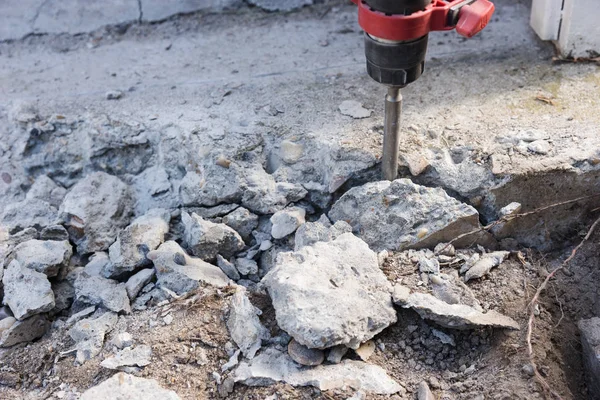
(0, 110), (529, 398)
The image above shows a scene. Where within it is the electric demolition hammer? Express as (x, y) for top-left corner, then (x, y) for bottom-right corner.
(351, 0), (495, 180)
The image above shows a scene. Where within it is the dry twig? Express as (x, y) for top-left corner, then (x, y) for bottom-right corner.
(525, 214), (600, 399)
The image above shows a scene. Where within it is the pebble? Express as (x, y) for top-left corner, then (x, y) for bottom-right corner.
(522, 364), (535, 376)
(270, 207), (306, 239)
(105, 90), (123, 100)
(327, 345), (348, 364)
(355, 340), (376, 361)
(287, 339), (325, 366)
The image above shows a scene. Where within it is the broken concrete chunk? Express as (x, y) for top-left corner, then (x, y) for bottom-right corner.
(294, 216), (351, 251)
(100, 344), (152, 370)
(59, 172), (133, 254)
(418, 255), (440, 275)
(393, 287), (519, 330)
(2, 260), (55, 320)
(25, 175), (66, 208)
(74, 273), (131, 314)
(69, 312), (118, 364)
(182, 211), (245, 262)
(0, 314), (51, 347)
(233, 347), (402, 395)
(329, 179), (486, 252)
(417, 381), (436, 400)
(280, 140), (304, 164)
(148, 241), (229, 296)
(13, 239), (72, 277)
(217, 255), (241, 281)
(338, 100), (372, 119)
(464, 251), (510, 282)
(84, 252), (110, 276)
(270, 207), (306, 239)
(222, 207), (259, 243)
(236, 257), (258, 276)
(112, 332), (134, 349)
(430, 275), (481, 311)
(105, 209), (170, 279)
(179, 164), (244, 207)
(579, 317), (600, 399)
(52, 280), (76, 314)
(226, 287), (269, 359)
(263, 233), (397, 349)
(247, 0), (313, 12)
(242, 168), (307, 215)
(80, 372), (181, 400)
(288, 338), (324, 366)
(125, 269), (155, 300)
(1, 198), (59, 233)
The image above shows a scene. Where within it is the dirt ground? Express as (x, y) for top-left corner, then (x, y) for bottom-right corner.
(1, 0), (600, 399)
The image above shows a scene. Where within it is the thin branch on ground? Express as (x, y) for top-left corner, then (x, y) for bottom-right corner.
(526, 215), (600, 400)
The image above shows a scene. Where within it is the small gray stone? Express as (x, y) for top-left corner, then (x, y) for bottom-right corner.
(74, 273), (131, 314)
(236, 258), (258, 276)
(112, 332), (134, 349)
(105, 90), (123, 100)
(84, 252), (110, 276)
(288, 338), (324, 366)
(125, 269), (155, 300)
(241, 168), (307, 215)
(270, 207), (306, 239)
(464, 251), (509, 282)
(51, 280), (75, 314)
(59, 172), (133, 254)
(100, 344), (152, 370)
(13, 239), (72, 277)
(434, 242), (455, 256)
(0, 314), (50, 348)
(148, 241), (229, 296)
(39, 225), (69, 241)
(418, 255), (440, 275)
(25, 175), (66, 208)
(2, 260), (55, 320)
(222, 207), (259, 242)
(182, 211), (245, 262)
(69, 312), (118, 364)
(338, 100), (372, 119)
(327, 345), (349, 364)
(80, 372), (181, 400)
(527, 139), (551, 155)
(179, 165), (244, 207)
(1, 198), (59, 233)
(66, 306), (96, 326)
(226, 287), (269, 359)
(105, 209), (170, 279)
(280, 140), (304, 164)
(216, 255), (241, 281)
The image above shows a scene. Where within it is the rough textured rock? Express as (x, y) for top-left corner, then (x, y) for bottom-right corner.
(132, 166), (178, 215)
(287, 339), (324, 366)
(40, 225), (70, 241)
(80, 372), (181, 400)
(241, 168), (307, 215)
(247, 0), (312, 12)
(216, 255), (241, 281)
(105, 209), (170, 279)
(0, 314), (51, 347)
(2, 260), (55, 320)
(464, 251), (510, 282)
(327, 345), (349, 364)
(1, 198), (58, 233)
(74, 273), (131, 314)
(263, 233), (397, 349)
(148, 241), (229, 296)
(579, 317), (600, 399)
(52, 280), (76, 314)
(226, 287), (269, 359)
(26, 175), (67, 208)
(235, 257), (258, 276)
(430, 275), (481, 311)
(69, 312), (118, 364)
(233, 347), (402, 394)
(100, 344), (152, 370)
(294, 215), (352, 251)
(125, 268), (155, 300)
(222, 207), (259, 242)
(112, 332), (134, 349)
(179, 165), (244, 207)
(13, 239), (72, 277)
(60, 172), (133, 254)
(393, 286), (519, 330)
(270, 207), (306, 239)
(329, 179), (486, 251)
(182, 211), (245, 261)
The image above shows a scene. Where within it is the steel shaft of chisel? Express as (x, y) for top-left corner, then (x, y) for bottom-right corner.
(382, 86), (402, 181)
